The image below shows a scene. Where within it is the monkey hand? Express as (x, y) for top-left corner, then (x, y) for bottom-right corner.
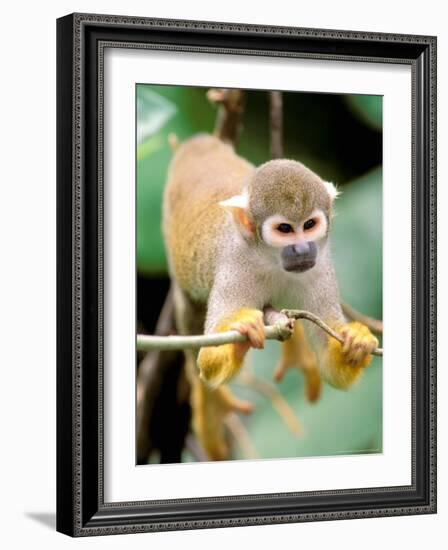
(198, 308), (265, 388)
(322, 321), (379, 390)
(273, 320), (321, 402)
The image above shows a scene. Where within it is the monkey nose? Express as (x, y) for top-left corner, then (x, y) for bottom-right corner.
(293, 242), (310, 256)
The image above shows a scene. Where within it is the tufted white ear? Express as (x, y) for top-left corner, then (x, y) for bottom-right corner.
(322, 180), (340, 201)
(219, 189), (249, 210)
(219, 189), (254, 237)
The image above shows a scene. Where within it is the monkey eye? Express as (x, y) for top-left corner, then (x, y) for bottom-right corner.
(276, 223), (294, 234)
(303, 219), (317, 231)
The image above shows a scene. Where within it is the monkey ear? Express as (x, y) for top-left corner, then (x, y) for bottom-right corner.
(322, 180), (340, 201)
(219, 191), (255, 237)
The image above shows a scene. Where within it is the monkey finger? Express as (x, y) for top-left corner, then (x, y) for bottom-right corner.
(231, 323), (259, 348)
(232, 398), (254, 415)
(255, 324), (266, 347)
(348, 343), (366, 364)
(247, 324), (265, 349)
(223, 395), (254, 415)
(217, 386), (254, 415)
(343, 348), (356, 364)
(229, 321), (245, 333)
(368, 336), (380, 354)
(352, 327), (378, 361)
(351, 332), (372, 360)
(248, 331), (264, 349)
(230, 322), (249, 340)
(351, 342), (377, 365)
(349, 336), (378, 365)
(305, 369), (321, 403)
(342, 331), (355, 355)
(273, 361), (288, 382)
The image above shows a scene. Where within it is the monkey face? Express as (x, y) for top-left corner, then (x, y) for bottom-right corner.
(220, 159), (338, 273)
(260, 210), (328, 273)
(239, 159), (339, 273)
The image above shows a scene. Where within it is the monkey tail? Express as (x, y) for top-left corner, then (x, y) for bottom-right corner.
(168, 132), (179, 152)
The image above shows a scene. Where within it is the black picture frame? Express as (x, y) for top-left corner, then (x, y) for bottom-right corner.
(57, 13), (437, 537)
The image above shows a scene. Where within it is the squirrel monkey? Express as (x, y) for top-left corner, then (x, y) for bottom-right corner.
(162, 134), (378, 459)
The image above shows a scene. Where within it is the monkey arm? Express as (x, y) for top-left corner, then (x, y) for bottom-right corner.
(198, 308), (264, 388)
(197, 273), (266, 388)
(296, 264), (379, 390)
(319, 321), (379, 389)
(274, 321), (321, 402)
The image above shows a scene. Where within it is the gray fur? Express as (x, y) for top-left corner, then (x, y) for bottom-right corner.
(163, 134), (345, 356)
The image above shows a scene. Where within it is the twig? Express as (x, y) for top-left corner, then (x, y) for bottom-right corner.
(207, 88), (245, 145)
(184, 434), (209, 462)
(341, 301), (383, 334)
(137, 320), (293, 351)
(281, 309), (383, 357)
(224, 413), (259, 459)
(270, 91), (283, 159)
(137, 309), (383, 357)
(237, 372), (302, 437)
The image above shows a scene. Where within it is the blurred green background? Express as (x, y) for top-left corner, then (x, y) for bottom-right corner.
(136, 85), (382, 462)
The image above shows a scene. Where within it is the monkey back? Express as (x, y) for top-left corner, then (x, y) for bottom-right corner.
(162, 134), (255, 303)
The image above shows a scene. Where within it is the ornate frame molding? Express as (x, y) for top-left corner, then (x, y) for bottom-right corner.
(57, 13), (437, 536)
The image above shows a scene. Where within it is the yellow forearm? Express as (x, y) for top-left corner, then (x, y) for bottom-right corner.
(321, 321), (378, 390)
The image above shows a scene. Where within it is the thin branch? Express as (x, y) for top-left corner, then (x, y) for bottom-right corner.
(184, 434), (209, 462)
(137, 319), (293, 351)
(224, 413), (259, 460)
(137, 309), (383, 357)
(270, 91), (283, 159)
(237, 372), (302, 437)
(282, 309), (383, 357)
(341, 301), (383, 334)
(207, 88), (245, 145)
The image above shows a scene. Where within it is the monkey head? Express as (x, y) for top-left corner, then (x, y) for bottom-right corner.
(220, 159), (339, 274)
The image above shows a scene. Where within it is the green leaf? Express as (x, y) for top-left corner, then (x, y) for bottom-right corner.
(137, 87), (176, 146)
(332, 167), (383, 319)
(345, 95), (383, 131)
(136, 85), (216, 275)
(229, 343), (382, 461)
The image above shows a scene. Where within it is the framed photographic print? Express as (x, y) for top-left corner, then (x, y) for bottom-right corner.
(56, 13), (437, 536)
